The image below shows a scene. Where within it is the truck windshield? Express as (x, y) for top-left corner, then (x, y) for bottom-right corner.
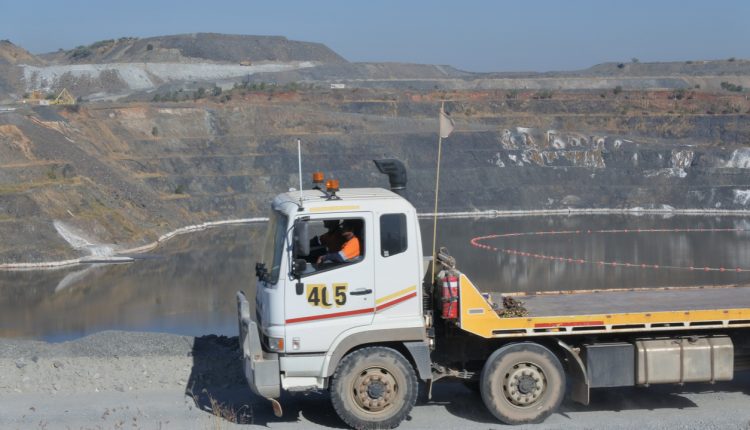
(261, 210), (288, 285)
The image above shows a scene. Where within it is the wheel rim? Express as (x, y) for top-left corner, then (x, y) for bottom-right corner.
(503, 362), (547, 407)
(352, 367), (398, 413)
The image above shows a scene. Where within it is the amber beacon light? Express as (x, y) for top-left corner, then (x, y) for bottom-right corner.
(326, 179), (340, 193)
(312, 172), (325, 189)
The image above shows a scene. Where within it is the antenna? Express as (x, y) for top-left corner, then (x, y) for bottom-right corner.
(297, 138), (304, 210)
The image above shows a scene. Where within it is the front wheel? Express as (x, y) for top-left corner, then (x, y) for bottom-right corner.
(331, 346), (418, 430)
(480, 342), (565, 425)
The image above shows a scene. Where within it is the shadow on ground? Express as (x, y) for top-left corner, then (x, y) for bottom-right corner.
(185, 335), (344, 427)
(185, 337), (750, 427)
(569, 370), (750, 414)
(437, 371), (750, 424)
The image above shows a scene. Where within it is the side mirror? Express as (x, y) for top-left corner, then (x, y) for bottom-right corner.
(293, 219), (310, 257)
(255, 262), (268, 281)
(292, 258), (307, 279)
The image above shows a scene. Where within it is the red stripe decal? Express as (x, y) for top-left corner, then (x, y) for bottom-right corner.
(534, 320), (604, 328)
(376, 292), (417, 312)
(285, 292), (418, 324)
(286, 307), (374, 324)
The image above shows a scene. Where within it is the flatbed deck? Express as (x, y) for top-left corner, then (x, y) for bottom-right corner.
(456, 274), (750, 338)
(492, 285), (750, 317)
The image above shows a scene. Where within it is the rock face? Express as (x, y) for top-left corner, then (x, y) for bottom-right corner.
(19, 61), (319, 100)
(40, 33), (348, 65)
(2, 31), (750, 263)
(10, 34), (347, 100)
(0, 40), (44, 99)
(0, 88), (749, 263)
(1, 33), (749, 102)
(0, 40), (45, 66)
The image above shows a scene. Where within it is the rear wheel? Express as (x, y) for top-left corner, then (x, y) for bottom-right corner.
(331, 346), (418, 430)
(480, 342), (565, 425)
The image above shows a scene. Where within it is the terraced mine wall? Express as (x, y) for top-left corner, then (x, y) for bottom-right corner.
(0, 90), (749, 262)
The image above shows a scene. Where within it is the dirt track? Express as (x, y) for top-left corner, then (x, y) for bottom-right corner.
(1, 331), (750, 429)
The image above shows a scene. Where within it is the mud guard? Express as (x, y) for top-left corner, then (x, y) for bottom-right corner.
(403, 341), (433, 381)
(557, 339), (590, 405)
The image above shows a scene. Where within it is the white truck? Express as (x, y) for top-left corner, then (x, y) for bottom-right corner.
(237, 159), (750, 429)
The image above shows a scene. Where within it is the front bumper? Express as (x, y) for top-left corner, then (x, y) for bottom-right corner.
(237, 291), (280, 399)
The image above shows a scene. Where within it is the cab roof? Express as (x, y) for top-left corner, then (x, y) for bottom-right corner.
(273, 187), (410, 216)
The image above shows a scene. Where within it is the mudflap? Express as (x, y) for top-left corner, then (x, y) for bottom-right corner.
(557, 339), (590, 405)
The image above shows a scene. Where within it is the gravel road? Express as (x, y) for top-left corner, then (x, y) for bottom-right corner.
(1, 331), (749, 430)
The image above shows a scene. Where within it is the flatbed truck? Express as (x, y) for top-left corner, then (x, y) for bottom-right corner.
(237, 159), (750, 429)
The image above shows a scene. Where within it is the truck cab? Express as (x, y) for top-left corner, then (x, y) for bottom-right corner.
(238, 169), (433, 427)
(257, 186), (427, 354)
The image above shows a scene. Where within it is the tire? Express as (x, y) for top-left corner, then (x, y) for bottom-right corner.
(331, 346), (418, 430)
(480, 342), (565, 425)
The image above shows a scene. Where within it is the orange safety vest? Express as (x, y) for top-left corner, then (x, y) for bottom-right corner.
(339, 236), (360, 261)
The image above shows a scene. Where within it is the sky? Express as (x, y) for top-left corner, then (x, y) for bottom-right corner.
(1, 0), (748, 72)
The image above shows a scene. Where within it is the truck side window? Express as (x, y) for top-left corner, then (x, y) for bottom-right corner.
(303, 217), (365, 276)
(380, 214), (407, 257)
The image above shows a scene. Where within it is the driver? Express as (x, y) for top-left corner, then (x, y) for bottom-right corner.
(316, 220), (360, 264)
(309, 220), (344, 261)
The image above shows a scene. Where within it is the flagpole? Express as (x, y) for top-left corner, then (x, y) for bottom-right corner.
(430, 101), (445, 282)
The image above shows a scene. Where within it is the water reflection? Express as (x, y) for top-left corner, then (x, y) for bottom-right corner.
(2, 215), (750, 341)
(427, 215), (750, 293)
(0, 225), (264, 341)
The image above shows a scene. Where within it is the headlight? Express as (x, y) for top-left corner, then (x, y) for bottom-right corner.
(265, 336), (284, 352)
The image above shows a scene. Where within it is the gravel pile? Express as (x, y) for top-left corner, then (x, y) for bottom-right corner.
(21, 62), (317, 94)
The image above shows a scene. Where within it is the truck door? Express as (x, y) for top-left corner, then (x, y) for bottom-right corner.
(374, 212), (421, 322)
(284, 213), (375, 353)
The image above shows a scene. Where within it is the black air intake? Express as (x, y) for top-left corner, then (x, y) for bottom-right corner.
(373, 159), (407, 196)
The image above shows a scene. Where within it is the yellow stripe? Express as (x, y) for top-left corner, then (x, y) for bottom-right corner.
(376, 285), (416, 305)
(309, 205), (360, 213)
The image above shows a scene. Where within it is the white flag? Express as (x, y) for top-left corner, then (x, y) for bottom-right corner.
(439, 109), (454, 139)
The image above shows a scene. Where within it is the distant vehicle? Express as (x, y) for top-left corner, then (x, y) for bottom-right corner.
(330, 83), (346, 89)
(22, 88), (75, 106)
(240, 60), (253, 66)
(51, 88), (76, 105)
(238, 159), (750, 429)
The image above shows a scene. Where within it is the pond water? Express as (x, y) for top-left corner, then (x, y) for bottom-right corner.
(2, 215), (750, 341)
